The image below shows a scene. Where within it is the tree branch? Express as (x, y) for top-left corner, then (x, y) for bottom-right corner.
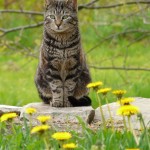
(0, 0), (98, 14)
(89, 65), (150, 72)
(79, 0), (150, 10)
(0, 9), (44, 16)
(0, 1), (98, 15)
(0, 0), (149, 16)
(86, 29), (150, 54)
(0, 22), (43, 37)
(0, 1), (150, 37)
(79, 0), (98, 9)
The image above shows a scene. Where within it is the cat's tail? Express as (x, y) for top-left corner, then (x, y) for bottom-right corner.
(68, 96), (91, 107)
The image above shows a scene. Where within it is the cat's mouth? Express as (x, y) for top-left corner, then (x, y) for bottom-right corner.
(51, 28), (69, 33)
(55, 29), (66, 33)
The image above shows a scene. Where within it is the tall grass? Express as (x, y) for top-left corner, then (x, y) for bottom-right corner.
(0, 115), (149, 150)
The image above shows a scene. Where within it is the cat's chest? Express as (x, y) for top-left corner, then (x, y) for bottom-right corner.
(45, 47), (80, 77)
(47, 47), (78, 59)
(51, 56), (77, 71)
(50, 57), (78, 81)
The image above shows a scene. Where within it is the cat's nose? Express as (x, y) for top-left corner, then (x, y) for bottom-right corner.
(55, 20), (61, 28)
(56, 24), (61, 28)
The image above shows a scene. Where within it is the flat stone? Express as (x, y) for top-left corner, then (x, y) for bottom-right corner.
(20, 102), (94, 128)
(95, 97), (150, 129)
(0, 105), (22, 116)
(0, 97), (150, 130)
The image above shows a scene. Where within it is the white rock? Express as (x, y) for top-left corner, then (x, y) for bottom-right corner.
(95, 97), (150, 129)
(20, 102), (94, 126)
(0, 105), (22, 115)
(0, 97), (150, 130)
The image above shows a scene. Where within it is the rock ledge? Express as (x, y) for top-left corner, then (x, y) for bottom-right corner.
(0, 97), (149, 130)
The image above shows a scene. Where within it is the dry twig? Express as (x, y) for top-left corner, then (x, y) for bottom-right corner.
(86, 29), (150, 54)
(89, 65), (150, 72)
(78, 0), (150, 10)
(0, 22), (43, 37)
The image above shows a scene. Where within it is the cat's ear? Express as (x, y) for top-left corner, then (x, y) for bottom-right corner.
(45, 0), (53, 6)
(66, 0), (78, 11)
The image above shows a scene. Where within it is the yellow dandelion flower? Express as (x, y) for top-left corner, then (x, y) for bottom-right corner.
(63, 143), (77, 149)
(31, 125), (50, 134)
(117, 105), (139, 116)
(97, 88), (112, 95)
(52, 132), (72, 141)
(118, 98), (135, 105)
(25, 108), (37, 115)
(37, 115), (51, 124)
(87, 81), (103, 90)
(0, 112), (18, 122)
(112, 90), (126, 99)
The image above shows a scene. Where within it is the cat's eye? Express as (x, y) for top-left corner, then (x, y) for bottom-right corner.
(62, 15), (69, 20)
(49, 15), (55, 19)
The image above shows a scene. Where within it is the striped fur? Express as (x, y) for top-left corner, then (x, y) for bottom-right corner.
(35, 0), (91, 107)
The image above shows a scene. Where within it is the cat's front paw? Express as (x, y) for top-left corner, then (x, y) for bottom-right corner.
(51, 101), (63, 107)
(51, 101), (72, 107)
(64, 101), (72, 107)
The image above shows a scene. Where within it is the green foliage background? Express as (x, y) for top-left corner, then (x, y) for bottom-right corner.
(0, 0), (150, 106)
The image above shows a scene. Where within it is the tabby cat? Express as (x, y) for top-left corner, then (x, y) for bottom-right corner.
(35, 0), (91, 107)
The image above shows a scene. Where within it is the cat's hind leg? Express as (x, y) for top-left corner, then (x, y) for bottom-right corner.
(69, 70), (92, 107)
(68, 96), (91, 106)
(35, 68), (52, 104)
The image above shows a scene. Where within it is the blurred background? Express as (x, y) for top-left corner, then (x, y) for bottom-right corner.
(0, 0), (150, 106)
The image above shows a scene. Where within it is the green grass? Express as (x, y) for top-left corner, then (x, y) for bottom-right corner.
(0, 115), (149, 150)
(0, 53), (40, 106)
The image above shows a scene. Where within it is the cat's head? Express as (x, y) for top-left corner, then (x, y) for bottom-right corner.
(44, 0), (78, 34)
